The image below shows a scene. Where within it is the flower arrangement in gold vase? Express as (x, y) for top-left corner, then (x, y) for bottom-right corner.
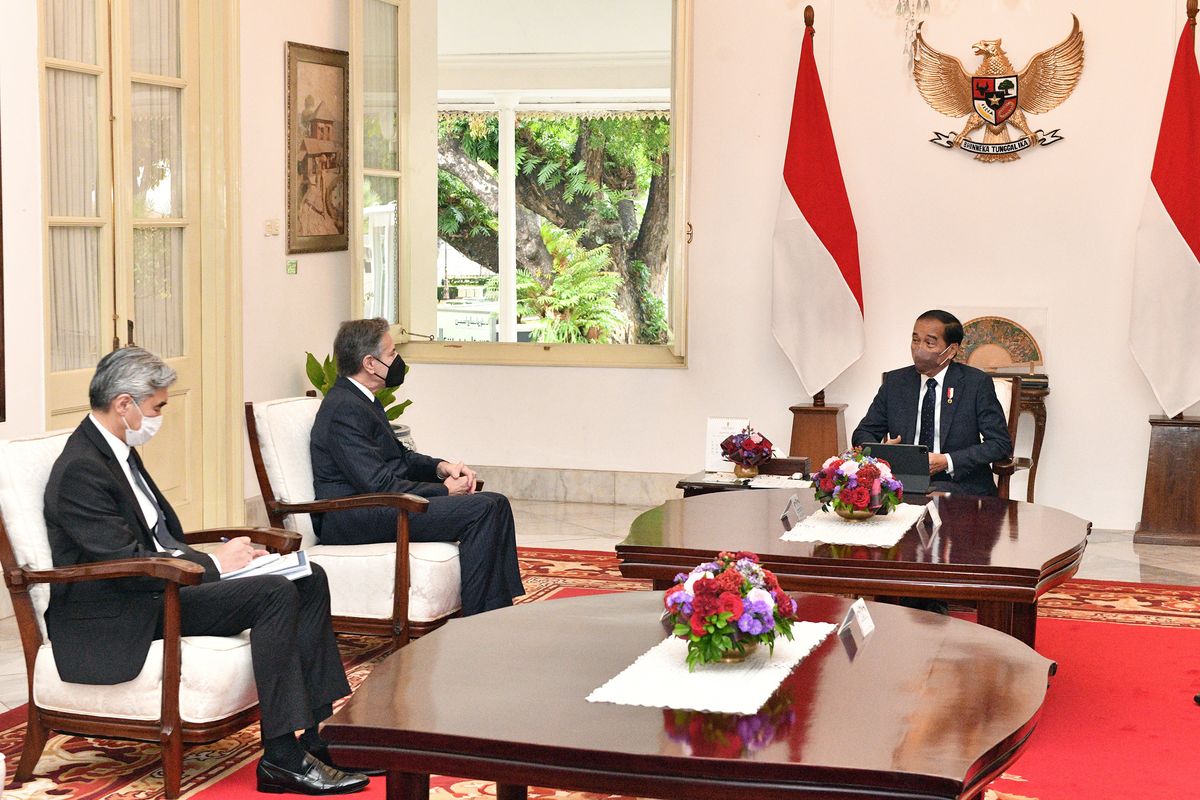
(719, 426), (774, 479)
(811, 448), (904, 521)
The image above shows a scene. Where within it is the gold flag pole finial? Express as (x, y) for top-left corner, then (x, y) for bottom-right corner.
(804, 5), (815, 34)
(1190, 0), (1198, 26)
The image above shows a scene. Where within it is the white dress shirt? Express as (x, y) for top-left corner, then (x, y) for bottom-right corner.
(913, 364), (955, 474)
(87, 414), (221, 569)
(347, 375), (376, 402)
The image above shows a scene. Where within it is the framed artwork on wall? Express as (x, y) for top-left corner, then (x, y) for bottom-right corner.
(286, 41), (349, 254)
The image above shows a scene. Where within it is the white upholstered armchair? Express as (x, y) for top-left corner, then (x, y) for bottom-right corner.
(244, 398), (462, 648)
(991, 375), (1023, 500)
(0, 430), (300, 799)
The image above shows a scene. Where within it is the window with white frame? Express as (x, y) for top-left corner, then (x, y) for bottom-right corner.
(352, 0), (689, 364)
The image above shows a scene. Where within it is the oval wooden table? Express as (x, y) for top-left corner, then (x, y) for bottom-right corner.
(324, 592), (1055, 800)
(617, 490), (1090, 647)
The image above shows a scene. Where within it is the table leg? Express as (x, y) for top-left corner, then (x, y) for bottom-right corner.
(387, 771), (429, 800)
(1026, 400), (1047, 504)
(496, 784), (529, 800)
(976, 600), (1038, 647)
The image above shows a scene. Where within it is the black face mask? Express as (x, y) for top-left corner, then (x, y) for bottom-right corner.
(374, 353), (406, 388)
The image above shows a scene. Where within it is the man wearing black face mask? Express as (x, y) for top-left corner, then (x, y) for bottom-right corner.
(309, 318), (524, 616)
(851, 310), (1012, 496)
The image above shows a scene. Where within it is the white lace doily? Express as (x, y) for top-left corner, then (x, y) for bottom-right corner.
(780, 503), (927, 547)
(586, 621), (836, 715)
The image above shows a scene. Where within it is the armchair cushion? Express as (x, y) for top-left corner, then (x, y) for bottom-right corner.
(252, 398), (322, 547)
(251, 397), (463, 624)
(310, 541), (461, 622)
(33, 632), (257, 723)
(0, 431), (72, 637)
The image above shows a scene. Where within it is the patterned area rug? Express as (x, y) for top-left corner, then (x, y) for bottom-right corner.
(2, 548), (1197, 799)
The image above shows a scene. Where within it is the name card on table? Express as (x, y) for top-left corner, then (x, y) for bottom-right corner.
(779, 493), (805, 531)
(838, 598), (876, 639)
(705, 417), (749, 472)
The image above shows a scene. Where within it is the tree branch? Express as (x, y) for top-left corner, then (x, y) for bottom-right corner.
(438, 137), (554, 282)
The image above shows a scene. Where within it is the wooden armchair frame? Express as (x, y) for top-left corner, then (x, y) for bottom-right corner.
(0, 521), (300, 799)
(244, 402), (433, 649)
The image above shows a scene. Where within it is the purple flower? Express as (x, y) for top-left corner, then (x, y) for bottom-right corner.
(738, 616), (764, 635)
(674, 572), (689, 584)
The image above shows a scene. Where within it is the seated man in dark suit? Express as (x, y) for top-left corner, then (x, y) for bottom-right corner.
(310, 318), (524, 616)
(852, 309), (1013, 497)
(44, 347), (369, 795)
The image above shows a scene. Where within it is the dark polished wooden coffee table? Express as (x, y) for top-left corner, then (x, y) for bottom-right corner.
(324, 592), (1054, 800)
(617, 489), (1090, 647)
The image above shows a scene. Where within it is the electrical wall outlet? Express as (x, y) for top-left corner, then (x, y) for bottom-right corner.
(286, 259), (298, 275)
(264, 218), (281, 236)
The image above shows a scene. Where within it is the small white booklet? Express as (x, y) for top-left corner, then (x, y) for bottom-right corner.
(220, 551), (312, 582)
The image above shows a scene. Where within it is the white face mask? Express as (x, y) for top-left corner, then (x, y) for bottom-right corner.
(122, 401), (163, 446)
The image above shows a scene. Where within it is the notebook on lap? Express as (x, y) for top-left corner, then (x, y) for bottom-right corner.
(863, 443), (931, 495)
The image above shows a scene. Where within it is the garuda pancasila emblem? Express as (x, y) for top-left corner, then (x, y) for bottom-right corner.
(913, 15), (1084, 162)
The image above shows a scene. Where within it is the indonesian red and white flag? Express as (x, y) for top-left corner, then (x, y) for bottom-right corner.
(1130, 20), (1200, 417)
(772, 20), (864, 397)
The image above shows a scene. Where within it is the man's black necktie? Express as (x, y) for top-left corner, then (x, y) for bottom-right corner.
(918, 377), (937, 452)
(127, 454), (186, 551)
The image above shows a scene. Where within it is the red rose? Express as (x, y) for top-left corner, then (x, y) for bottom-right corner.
(828, 459), (844, 473)
(857, 464), (880, 484)
(690, 615), (708, 636)
(694, 577), (720, 597)
(819, 475), (835, 493)
(734, 551), (759, 563)
(845, 486), (870, 509)
(718, 592), (744, 619)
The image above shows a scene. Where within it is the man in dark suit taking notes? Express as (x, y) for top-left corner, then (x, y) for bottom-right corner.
(309, 318), (524, 616)
(44, 347), (368, 795)
(852, 310), (1012, 496)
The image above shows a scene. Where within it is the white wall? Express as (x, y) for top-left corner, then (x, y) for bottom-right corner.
(0, 0), (47, 440)
(388, 0), (1191, 531)
(239, 0), (352, 495)
(438, 0), (671, 56)
(1, 1), (1191, 532)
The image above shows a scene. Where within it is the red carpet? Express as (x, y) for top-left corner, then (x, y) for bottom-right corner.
(4, 548), (1200, 799)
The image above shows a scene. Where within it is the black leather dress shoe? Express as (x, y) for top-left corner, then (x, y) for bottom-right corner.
(303, 742), (386, 777)
(256, 753), (369, 795)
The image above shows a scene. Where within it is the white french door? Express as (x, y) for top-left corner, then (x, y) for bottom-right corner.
(43, 0), (204, 527)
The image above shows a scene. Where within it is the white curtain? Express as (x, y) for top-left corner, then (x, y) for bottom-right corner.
(131, 0), (180, 77)
(46, 66), (101, 372)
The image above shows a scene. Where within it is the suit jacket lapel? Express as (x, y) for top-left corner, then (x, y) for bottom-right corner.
(336, 376), (392, 431)
(900, 368), (921, 444)
(80, 419), (155, 542)
(939, 362), (963, 445)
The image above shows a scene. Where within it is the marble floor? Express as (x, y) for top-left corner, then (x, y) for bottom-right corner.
(2, 500), (1200, 713)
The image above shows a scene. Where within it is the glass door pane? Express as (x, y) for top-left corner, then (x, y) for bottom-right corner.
(130, 0), (181, 77)
(48, 227), (102, 371)
(45, 0), (98, 63)
(131, 83), (183, 217)
(133, 227), (184, 357)
(46, 69), (100, 217)
(363, 176), (398, 320)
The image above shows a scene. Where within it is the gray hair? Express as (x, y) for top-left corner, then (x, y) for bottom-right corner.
(88, 347), (177, 410)
(333, 318), (389, 378)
